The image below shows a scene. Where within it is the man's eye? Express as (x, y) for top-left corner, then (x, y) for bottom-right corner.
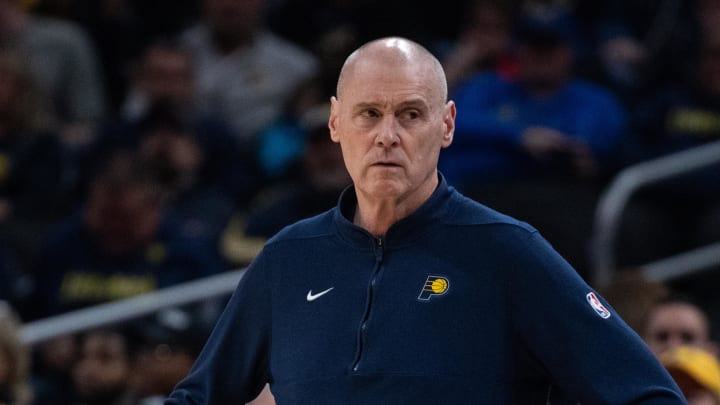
(362, 110), (379, 118)
(681, 332), (698, 343)
(402, 110), (420, 120)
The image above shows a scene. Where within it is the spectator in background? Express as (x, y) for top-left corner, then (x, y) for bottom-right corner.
(180, 0), (318, 146)
(441, 0), (519, 93)
(71, 328), (136, 405)
(442, 10), (626, 188)
(0, 49), (70, 275)
(27, 151), (224, 320)
(121, 40), (198, 122)
(0, 0), (106, 144)
(112, 40), (258, 202)
(0, 302), (32, 405)
(660, 345), (720, 405)
(643, 294), (717, 357)
(90, 106), (250, 260)
(127, 309), (209, 405)
(84, 41), (258, 253)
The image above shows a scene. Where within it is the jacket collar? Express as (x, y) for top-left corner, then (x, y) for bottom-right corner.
(332, 173), (455, 250)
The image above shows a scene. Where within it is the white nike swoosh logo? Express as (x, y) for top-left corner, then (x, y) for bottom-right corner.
(306, 287), (334, 302)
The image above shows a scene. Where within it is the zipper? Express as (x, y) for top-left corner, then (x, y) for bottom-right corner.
(351, 236), (384, 372)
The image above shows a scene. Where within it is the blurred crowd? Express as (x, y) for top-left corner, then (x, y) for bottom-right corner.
(0, 0), (719, 403)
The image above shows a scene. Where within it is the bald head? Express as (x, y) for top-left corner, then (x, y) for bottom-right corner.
(336, 37), (448, 106)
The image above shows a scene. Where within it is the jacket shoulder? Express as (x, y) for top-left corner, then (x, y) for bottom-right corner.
(265, 209), (336, 245)
(446, 191), (537, 235)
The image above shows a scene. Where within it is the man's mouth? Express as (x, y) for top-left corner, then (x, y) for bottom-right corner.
(373, 161), (401, 167)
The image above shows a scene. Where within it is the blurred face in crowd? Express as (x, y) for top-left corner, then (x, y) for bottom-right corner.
(85, 156), (163, 255)
(518, 41), (573, 95)
(643, 302), (713, 356)
(464, 1), (511, 56)
(204, 0), (264, 48)
(329, 38), (455, 210)
(137, 47), (195, 107)
(130, 344), (196, 398)
(72, 331), (131, 404)
(140, 126), (204, 190)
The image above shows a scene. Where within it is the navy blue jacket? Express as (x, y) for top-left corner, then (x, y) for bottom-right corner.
(166, 176), (684, 404)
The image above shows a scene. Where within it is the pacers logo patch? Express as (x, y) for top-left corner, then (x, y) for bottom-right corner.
(418, 275), (450, 301)
(586, 292), (611, 319)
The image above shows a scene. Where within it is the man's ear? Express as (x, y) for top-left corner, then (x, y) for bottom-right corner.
(329, 96), (340, 143)
(441, 101), (456, 148)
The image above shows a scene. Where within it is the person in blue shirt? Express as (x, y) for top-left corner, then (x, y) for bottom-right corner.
(165, 36), (684, 404)
(440, 13), (627, 190)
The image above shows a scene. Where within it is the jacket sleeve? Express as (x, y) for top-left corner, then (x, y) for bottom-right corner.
(164, 253), (272, 404)
(508, 231), (685, 404)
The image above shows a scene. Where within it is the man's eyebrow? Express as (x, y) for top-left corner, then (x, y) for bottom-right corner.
(351, 99), (429, 111)
(352, 102), (381, 111)
(397, 99), (429, 110)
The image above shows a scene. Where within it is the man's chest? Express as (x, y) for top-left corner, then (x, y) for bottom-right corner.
(267, 248), (514, 381)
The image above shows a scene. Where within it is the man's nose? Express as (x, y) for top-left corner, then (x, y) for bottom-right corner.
(665, 334), (689, 352)
(375, 117), (399, 146)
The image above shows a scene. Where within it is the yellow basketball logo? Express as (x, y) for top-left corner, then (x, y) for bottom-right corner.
(431, 278), (448, 294)
(418, 275), (450, 301)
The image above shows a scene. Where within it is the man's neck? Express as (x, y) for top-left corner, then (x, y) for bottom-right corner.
(353, 200), (408, 238)
(352, 174), (439, 237)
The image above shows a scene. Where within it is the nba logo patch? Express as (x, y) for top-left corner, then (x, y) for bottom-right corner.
(418, 275), (450, 301)
(586, 292), (611, 319)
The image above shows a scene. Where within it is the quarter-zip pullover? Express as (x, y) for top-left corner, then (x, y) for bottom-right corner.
(166, 175), (684, 404)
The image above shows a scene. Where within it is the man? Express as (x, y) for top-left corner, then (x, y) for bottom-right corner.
(72, 329), (136, 405)
(165, 37), (684, 404)
(180, 0), (318, 144)
(643, 294), (717, 357)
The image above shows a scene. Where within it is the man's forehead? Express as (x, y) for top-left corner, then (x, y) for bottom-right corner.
(339, 65), (439, 106)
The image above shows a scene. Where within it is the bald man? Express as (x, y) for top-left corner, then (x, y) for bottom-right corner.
(165, 37), (684, 404)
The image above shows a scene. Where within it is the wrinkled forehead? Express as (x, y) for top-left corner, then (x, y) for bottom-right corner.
(343, 66), (436, 109)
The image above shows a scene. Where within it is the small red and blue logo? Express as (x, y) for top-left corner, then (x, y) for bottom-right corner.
(586, 292), (611, 319)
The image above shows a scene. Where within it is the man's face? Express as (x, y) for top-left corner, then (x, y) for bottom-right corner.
(328, 56), (455, 204)
(72, 333), (130, 402)
(85, 181), (161, 255)
(518, 43), (573, 93)
(138, 48), (194, 105)
(644, 303), (712, 356)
